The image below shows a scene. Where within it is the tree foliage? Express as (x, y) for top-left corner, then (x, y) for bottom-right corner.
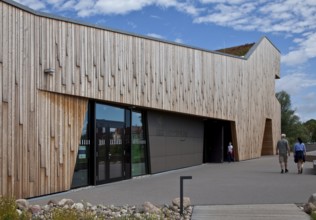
(276, 91), (310, 145)
(304, 119), (316, 143)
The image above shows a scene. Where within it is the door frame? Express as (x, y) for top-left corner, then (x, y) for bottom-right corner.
(95, 117), (126, 184)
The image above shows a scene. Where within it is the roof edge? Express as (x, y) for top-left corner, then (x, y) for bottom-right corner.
(3, 0), (280, 59)
(244, 36), (281, 58)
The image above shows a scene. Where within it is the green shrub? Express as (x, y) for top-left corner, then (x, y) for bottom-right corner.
(51, 207), (79, 220)
(51, 207), (101, 220)
(0, 196), (20, 220)
(311, 212), (316, 220)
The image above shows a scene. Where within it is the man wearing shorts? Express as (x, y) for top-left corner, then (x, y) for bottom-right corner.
(276, 134), (290, 173)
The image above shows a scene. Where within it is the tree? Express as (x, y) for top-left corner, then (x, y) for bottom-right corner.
(304, 119), (316, 143)
(276, 91), (309, 145)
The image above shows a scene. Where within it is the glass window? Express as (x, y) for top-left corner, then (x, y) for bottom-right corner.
(131, 111), (148, 176)
(96, 104), (124, 122)
(72, 108), (90, 188)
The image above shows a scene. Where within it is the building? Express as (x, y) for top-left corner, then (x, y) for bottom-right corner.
(0, 0), (281, 199)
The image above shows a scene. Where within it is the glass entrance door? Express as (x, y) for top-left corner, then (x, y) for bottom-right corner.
(108, 125), (124, 179)
(95, 104), (125, 184)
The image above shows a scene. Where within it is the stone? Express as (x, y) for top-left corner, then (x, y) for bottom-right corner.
(143, 201), (161, 214)
(58, 198), (74, 206)
(16, 199), (29, 211)
(308, 193), (316, 206)
(43, 205), (50, 211)
(303, 203), (316, 214)
(16, 209), (22, 215)
(172, 197), (191, 208)
(311, 203), (316, 211)
(72, 203), (84, 211)
(10, 198), (193, 220)
(47, 199), (58, 206)
(28, 205), (41, 214)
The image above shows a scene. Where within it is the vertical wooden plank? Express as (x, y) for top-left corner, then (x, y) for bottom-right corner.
(2, 4), (8, 102)
(65, 23), (72, 94)
(7, 5), (14, 184)
(61, 22), (66, 87)
(11, 8), (23, 196)
(0, 1), (3, 65)
(17, 9), (23, 125)
(15, 85), (21, 196)
(0, 2), (3, 197)
(2, 103), (8, 196)
(80, 27), (87, 96)
(49, 19), (56, 92)
(29, 14), (36, 112)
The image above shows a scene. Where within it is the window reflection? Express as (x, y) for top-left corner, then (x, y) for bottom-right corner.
(96, 104), (124, 122)
(72, 109), (90, 188)
(131, 111), (147, 176)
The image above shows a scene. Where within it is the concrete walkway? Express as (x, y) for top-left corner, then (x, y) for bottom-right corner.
(192, 204), (310, 220)
(29, 156), (315, 219)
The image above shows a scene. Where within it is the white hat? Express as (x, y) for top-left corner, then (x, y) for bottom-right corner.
(281, 134), (286, 137)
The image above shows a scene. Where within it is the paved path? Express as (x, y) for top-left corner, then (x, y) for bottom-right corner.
(29, 156), (315, 219)
(191, 204), (310, 220)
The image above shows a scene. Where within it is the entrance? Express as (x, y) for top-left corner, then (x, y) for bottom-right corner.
(72, 102), (149, 188)
(95, 104), (125, 184)
(203, 119), (233, 163)
(96, 121), (125, 183)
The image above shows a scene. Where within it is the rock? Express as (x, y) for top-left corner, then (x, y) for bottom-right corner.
(172, 197), (191, 208)
(308, 193), (316, 206)
(143, 201), (161, 214)
(28, 205), (41, 214)
(303, 203), (316, 214)
(72, 203), (84, 211)
(10, 198), (193, 220)
(16, 199), (29, 211)
(47, 199), (58, 206)
(134, 213), (141, 218)
(58, 198), (74, 206)
(16, 209), (22, 215)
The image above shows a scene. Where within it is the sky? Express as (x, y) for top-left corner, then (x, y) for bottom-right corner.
(12, 0), (316, 122)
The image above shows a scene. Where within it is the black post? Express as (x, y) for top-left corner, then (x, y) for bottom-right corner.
(180, 176), (192, 215)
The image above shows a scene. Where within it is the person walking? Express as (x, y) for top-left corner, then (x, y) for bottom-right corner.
(293, 137), (306, 174)
(227, 142), (234, 162)
(276, 134), (290, 173)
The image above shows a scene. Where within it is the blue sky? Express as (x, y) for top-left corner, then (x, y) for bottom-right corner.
(13, 0), (316, 122)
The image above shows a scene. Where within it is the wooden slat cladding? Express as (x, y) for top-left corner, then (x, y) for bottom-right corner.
(0, 1), (88, 199)
(1, 1), (281, 198)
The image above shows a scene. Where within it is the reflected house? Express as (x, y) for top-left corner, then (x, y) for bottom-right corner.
(0, 0), (281, 199)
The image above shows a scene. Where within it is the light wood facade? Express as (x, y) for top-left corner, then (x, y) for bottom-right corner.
(0, 0), (281, 198)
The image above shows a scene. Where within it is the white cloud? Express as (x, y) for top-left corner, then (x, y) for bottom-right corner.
(58, 0), (76, 11)
(276, 73), (316, 95)
(93, 0), (153, 16)
(193, 1), (316, 65)
(175, 38), (184, 44)
(147, 33), (165, 39)
(277, 73), (316, 121)
(282, 32), (316, 66)
(150, 15), (161, 19)
(295, 92), (316, 122)
(14, 0), (46, 10)
(127, 21), (137, 29)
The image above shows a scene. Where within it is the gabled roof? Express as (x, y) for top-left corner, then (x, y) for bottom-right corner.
(216, 43), (255, 57)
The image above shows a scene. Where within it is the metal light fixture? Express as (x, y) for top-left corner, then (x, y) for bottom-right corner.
(44, 68), (55, 74)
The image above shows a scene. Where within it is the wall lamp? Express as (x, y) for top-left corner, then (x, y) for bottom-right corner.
(44, 68), (55, 75)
